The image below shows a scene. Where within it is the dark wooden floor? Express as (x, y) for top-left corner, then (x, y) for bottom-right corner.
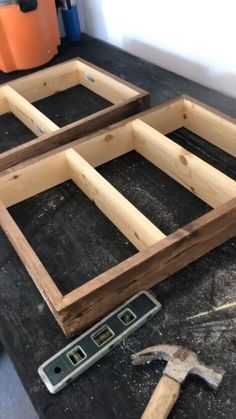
(0, 35), (235, 419)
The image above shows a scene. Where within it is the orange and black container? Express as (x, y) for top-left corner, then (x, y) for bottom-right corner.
(0, 0), (60, 72)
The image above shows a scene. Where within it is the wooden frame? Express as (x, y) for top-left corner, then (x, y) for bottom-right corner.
(0, 95), (235, 337)
(0, 58), (149, 170)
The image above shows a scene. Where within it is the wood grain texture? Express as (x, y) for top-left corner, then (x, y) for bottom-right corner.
(0, 94), (149, 172)
(2, 92), (235, 175)
(184, 95), (236, 157)
(1, 92), (236, 338)
(72, 122), (134, 167)
(0, 151), (69, 207)
(0, 123), (134, 206)
(2, 85), (58, 136)
(76, 60), (138, 104)
(66, 149), (165, 250)
(0, 88), (9, 115)
(141, 96), (184, 134)
(0, 61), (80, 116)
(0, 57), (149, 170)
(0, 200), (62, 310)
(133, 119), (236, 208)
(142, 376), (181, 419)
(60, 197), (236, 336)
(0, 58), (145, 114)
(1, 35), (236, 419)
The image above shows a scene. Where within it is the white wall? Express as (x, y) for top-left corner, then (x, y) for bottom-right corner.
(79, 0), (236, 99)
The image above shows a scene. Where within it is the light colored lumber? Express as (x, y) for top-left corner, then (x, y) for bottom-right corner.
(0, 116), (134, 173)
(0, 123), (134, 177)
(73, 123), (134, 167)
(0, 59), (144, 117)
(133, 119), (236, 208)
(0, 61), (80, 116)
(0, 88), (9, 115)
(77, 61), (138, 104)
(1, 85), (58, 136)
(0, 151), (69, 207)
(184, 97), (236, 157)
(66, 148), (166, 251)
(142, 376), (180, 419)
(141, 97), (184, 134)
(0, 123), (134, 205)
(0, 200), (62, 308)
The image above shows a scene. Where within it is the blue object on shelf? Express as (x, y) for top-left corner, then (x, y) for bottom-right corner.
(61, 4), (81, 42)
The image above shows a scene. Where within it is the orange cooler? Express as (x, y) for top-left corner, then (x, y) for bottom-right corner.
(0, 0), (60, 72)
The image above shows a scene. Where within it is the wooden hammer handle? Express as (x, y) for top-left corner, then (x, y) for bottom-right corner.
(142, 376), (181, 419)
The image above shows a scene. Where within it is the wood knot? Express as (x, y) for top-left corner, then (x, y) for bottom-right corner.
(179, 155), (188, 166)
(104, 134), (113, 142)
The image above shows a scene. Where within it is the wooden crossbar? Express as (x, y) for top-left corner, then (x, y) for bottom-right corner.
(184, 96), (236, 157)
(0, 96), (235, 337)
(0, 152), (69, 207)
(133, 119), (236, 208)
(66, 149), (165, 250)
(76, 61), (138, 104)
(2, 86), (58, 136)
(140, 96), (185, 133)
(0, 61), (80, 116)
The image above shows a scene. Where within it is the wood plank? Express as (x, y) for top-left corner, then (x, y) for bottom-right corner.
(0, 94), (149, 172)
(73, 122), (134, 167)
(60, 197), (236, 336)
(77, 60), (138, 104)
(133, 120), (236, 208)
(184, 96), (236, 157)
(0, 151), (69, 207)
(0, 200), (62, 309)
(66, 148), (166, 251)
(140, 96), (184, 134)
(1, 86), (59, 136)
(0, 61), (80, 116)
(0, 124), (134, 179)
(76, 57), (146, 94)
(0, 88), (9, 115)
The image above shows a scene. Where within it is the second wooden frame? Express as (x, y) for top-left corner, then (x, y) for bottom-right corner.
(0, 57), (149, 170)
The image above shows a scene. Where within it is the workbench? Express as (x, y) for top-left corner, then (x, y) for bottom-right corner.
(0, 35), (235, 419)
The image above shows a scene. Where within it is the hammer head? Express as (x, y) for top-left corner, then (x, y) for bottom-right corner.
(131, 345), (225, 390)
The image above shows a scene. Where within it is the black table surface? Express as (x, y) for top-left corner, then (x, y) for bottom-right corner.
(0, 35), (235, 419)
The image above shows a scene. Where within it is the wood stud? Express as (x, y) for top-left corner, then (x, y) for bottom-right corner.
(66, 148), (166, 250)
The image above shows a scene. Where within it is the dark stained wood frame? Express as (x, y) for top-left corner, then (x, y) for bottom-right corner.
(0, 95), (235, 337)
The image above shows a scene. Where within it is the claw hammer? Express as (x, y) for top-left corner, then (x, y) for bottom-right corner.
(132, 344), (225, 419)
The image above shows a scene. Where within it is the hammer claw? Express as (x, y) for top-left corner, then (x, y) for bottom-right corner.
(131, 344), (177, 366)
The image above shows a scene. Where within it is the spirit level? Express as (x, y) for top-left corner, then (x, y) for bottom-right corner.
(38, 291), (161, 393)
